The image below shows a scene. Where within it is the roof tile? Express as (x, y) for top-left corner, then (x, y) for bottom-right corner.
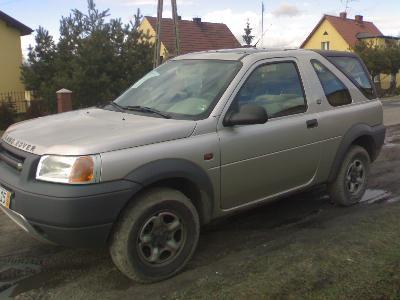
(145, 16), (241, 55)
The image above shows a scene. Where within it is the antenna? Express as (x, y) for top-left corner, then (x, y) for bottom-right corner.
(261, 1), (265, 47)
(342, 0), (357, 13)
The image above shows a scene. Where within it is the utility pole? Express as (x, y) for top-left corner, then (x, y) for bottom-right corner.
(171, 0), (180, 56)
(153, 0), (181, 68)
(153, 0), (163, 68)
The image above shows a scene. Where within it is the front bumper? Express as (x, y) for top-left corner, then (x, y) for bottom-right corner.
(0, 205), (52, 244)
(0, 203), (118, 248)
(0, 142), (141, 248)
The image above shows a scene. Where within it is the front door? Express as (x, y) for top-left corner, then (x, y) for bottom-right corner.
(218, 59), (321, 209)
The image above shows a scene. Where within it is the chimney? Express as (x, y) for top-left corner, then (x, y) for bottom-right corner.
(178, 15), (182, 21)
(193, 17), (202, 24)
(340, 12), (347, 19)
(355, 15), (364, 24)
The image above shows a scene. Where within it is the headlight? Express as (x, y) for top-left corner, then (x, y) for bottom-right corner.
(36, 155), (101, 184)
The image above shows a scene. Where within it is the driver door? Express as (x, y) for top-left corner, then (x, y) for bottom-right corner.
(218, 59), (321, 209)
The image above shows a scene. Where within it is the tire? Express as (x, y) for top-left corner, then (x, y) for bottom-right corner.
(328, 145), (370, 206)
(109, 187), (200, 283)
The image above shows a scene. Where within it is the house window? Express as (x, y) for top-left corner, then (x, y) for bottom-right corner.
(321, 41), (330, 50)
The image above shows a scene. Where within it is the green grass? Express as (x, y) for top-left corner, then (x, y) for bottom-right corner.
(170, 204), (400, 299)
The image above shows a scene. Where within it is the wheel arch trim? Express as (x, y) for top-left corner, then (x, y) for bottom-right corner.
(124, 159), (215, 224)
(328, 123), (385, 182)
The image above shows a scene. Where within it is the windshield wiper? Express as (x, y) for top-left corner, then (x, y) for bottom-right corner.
(125, 106), (171, 119)
(106, 101), (126, 112)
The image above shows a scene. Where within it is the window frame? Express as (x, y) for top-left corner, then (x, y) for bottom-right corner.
(310, 59), (353, 107)
(226, 60), (309, 121)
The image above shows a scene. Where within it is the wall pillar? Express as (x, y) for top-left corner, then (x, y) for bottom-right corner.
(56, 88), (73, 113)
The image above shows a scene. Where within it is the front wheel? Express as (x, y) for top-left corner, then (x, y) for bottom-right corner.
(328, 145), (370, 206)
(109, 187), (200, 283)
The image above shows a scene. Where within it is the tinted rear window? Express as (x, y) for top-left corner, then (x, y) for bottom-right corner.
(311, 60), (352, 107)
(327, 56), (375, 99)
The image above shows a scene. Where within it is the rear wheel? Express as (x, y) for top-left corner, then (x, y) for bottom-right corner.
(328, 145), (370, 206)
(109, 187), (200, 283)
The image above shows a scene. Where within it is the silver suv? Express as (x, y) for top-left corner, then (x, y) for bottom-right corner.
(0, 49), (385, 282)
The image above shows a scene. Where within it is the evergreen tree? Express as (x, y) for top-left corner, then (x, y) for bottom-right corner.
(21, 26), (57, 110)
(133, 8), (143, 30)
(242, 20), (255, 47)
(21, 0), (153, 112)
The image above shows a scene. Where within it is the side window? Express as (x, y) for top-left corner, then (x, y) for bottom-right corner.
(311, 60), (352, 107)
(233, 62), (307, 118)
(328, 56), (375, 99)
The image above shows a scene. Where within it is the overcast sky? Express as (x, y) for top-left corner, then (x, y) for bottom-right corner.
(1, 0), (399, 56)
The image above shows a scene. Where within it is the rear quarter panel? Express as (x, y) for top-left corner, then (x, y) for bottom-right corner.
(303, 52), (383, 183)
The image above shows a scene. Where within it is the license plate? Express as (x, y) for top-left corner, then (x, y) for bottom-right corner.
(0, 186), (11, 209)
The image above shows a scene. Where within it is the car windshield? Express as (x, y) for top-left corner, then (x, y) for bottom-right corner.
(114, 59), (242, 120)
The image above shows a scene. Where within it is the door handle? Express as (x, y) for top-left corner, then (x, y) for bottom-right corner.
(306, 119), (318, 129)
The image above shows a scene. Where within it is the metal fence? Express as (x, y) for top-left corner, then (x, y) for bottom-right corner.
(0, 91), (31, 113)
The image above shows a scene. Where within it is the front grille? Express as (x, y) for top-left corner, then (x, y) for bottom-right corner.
(0, 144), (25, 171)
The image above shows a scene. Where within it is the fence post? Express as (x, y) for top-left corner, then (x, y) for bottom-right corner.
(56, 88), (73, 113)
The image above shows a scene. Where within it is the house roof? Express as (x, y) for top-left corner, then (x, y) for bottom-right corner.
(144, 16), (241, 55)
(0, 10), (33, 36)
(300, 14), (383, 49)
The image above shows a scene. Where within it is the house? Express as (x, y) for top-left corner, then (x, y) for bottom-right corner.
(138, 16), (241, 61)
(300, 12), (386, 51)
(301, 12), (400, 89)
(0, 10), (32, 94)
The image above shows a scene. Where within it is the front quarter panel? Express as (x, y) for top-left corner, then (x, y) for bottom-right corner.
(100, 122), (220, 209)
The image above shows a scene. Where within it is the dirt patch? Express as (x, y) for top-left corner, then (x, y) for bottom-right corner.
(2, 125), (400, 299)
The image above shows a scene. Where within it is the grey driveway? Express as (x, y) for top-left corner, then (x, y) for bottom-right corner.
(382, 96), (400, 126)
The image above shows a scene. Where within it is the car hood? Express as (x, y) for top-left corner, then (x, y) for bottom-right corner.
(1, 108), (197, 156)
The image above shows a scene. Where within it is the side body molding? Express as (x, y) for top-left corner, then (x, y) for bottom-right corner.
(125, 159), (215, 223)
(328, 123), (386, 182)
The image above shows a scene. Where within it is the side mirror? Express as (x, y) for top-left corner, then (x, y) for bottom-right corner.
(223, 104), (268, 126)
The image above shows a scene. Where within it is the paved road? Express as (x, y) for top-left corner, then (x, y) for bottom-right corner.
(382, 96), (400, 126)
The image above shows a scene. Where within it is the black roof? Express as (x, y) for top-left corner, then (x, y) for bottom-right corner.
(0, 10), (33, 36)
(314, 50), (361, 58)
